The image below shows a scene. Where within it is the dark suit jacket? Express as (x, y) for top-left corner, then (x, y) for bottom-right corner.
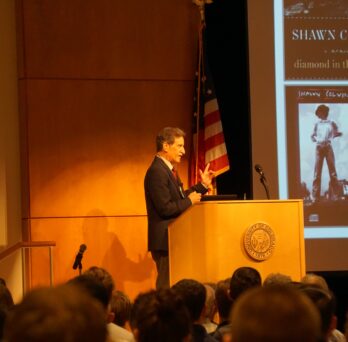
(144, 156), (208, 252)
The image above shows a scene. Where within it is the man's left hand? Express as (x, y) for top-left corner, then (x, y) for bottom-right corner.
(199, 163), (215, 188)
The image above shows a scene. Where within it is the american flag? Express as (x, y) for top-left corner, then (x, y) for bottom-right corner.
(189, 28), (229, 187)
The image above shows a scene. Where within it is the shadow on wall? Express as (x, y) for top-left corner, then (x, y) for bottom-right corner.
(81, 209), (154, 293)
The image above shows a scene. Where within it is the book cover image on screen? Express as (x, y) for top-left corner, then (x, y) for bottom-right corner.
(286, 86), (348, 227)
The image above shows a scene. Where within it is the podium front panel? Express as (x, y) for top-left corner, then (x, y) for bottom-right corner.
(168, 200), (305, 285)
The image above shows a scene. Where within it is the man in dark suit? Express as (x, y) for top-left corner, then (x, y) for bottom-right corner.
(144, 127), (214, 289)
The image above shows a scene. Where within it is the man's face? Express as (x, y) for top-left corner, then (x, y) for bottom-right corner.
(164, 136), (185, 163)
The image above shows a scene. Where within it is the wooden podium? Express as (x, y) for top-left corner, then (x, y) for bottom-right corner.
(168, 199), (305, 285)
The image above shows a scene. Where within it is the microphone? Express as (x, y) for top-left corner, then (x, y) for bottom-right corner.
(254, 164), (265, 178)
(72, 244), (87, 270)
(254, 164), (270, 199)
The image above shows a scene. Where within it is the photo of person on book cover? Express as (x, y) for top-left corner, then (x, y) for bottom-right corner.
(299, 103), (348, 206)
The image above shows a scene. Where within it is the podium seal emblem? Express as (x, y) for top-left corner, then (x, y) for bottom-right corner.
(244, 222), (275, 261)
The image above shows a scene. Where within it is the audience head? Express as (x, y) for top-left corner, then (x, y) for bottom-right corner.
(229, 285), (321, 342)
(171, 278), (206, 323)
(130, 288), (190, 342)
(229, 266), (261, 301)
(110, 290), (132, 327)
(215, 278), (233, 322)
(68, 274), (110, 311)
(299, 285), (337, 342)
(203, 283), (217, 322)
(83, 266), (115, 302)
(3, 284), (107, 342)
(301, 273), (329, 291)
(0, 282), (14, 340)
(263, 272), (292, 287)
(0, 282), (14, 309)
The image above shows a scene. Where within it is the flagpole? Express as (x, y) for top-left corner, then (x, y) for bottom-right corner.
(191, 0), (229, 193)
(193, 0), (210, 184)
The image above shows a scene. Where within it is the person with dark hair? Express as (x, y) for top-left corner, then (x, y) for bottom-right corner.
(130, 288), (191, 342)
(0, 282), (14, 340)
(172, 279), (217, 342)
(68, 274), (111, 310)
(311, 104), (342, 202)
(211, 278), (233, 341)
(69, 272), (134, 342)
(0, 278), (6, 287)
(3, 284), (107, 342)
(84, 266), (115, 299)
(110, 290), (132, 328)
(144, 127), (214, 289)
(229, 286), (321, 342)
(299, 285), (345, 342)
(229, 266), (262, 302)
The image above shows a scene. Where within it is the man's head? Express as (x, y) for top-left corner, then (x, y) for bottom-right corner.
(299, 285), (337, 341)
(263, 272), (292, 287)
(315, 104), (329, 120)
(110, 290), (132, 327)
(301, 273), (329, 291)
(156, 127), (185, 164)
(68, 274), (110, 311)
(215, 278), (233, 322)
(4, 285), (107, 342)
(230, 286), (321, 342)
(83, 266), (115, 302)
(172, 278), (206, 323)
(130, 289), (190, 342)
(229, 266), (262, 301)
(203, 283), (217, 322)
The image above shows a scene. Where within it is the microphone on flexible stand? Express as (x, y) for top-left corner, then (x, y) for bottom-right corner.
(254, 164), (270, 200)
(72, 244), (87, 274)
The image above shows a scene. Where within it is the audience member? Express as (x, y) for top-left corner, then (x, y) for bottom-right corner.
(300, 274), (345, 342)
(299, 285), (345, 342)
(263, 272), (292, 287)
(3, 284), (107, 342)
(172, 279), (217, 342)
(229, 286), (321, 342)
(202, 283), (218, 334)
(301, 273), (330, 291)
(84, 266), (115, 299)
(0, 282), (14, 340)
(71, 268), (134, 342)
(68, 274), (110, 309)
(212, 278), (232, 341)
(130, 288), (191, 342)
(110, 290), (132, 328)
(229, 266), (261, 302)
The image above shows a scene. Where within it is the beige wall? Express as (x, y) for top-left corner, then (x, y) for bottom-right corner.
(0, 0), (23, 302)
(16, 0), (200, 298)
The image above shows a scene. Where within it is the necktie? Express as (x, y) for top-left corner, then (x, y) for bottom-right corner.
(172, 168), (185, 198)
(172, 168), (178, 180)
(172, 168), (179, 181)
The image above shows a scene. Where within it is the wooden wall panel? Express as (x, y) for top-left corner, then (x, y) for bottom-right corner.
(18, 0), (198, 79)
(21, 79), (192, 217)
(16, 0), (199, 297)
(27, 216), (154, 299)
